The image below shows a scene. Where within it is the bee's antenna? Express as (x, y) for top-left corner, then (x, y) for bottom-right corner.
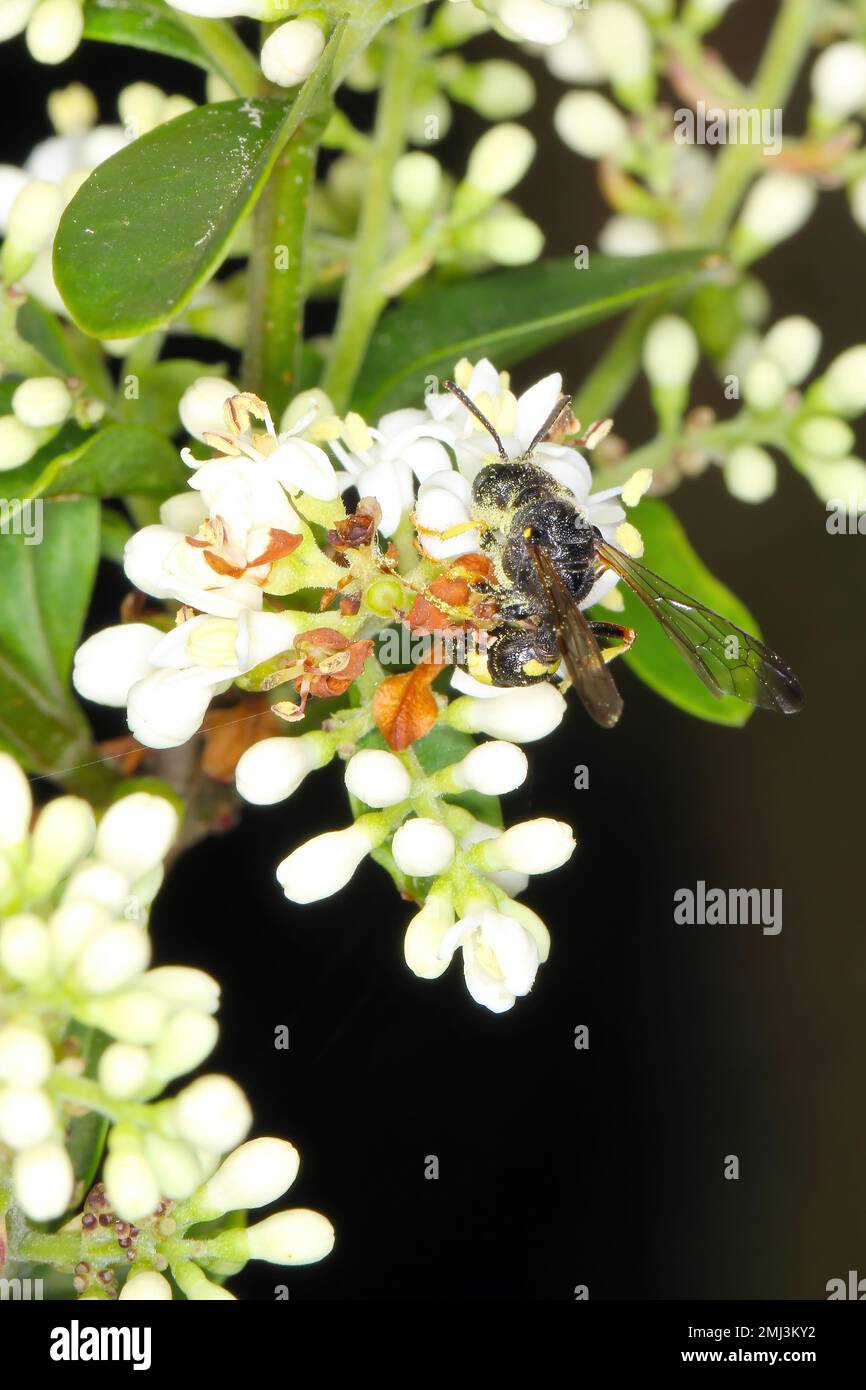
(524, 394), (572, 458)
(442, 379), (509, 463)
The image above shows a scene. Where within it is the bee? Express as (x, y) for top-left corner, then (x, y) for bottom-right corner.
(441, 379), (804, 728)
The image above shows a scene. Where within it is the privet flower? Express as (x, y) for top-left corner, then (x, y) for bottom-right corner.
(260, 18), (325, 89)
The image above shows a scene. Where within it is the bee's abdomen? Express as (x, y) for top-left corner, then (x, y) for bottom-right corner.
(502, 498), (596, 602)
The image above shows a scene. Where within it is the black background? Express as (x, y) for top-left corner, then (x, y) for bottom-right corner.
(4, 3), (865, 1300)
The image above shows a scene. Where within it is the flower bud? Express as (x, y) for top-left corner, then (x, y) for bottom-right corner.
(143, 1131), (204, 1199)
(392, 152), (442, 215)
(236, 733), (329, 806)
(463, 210), (544, 266)
(0, 1022), (53, 1085)
(470, 817), (575, 874)
(47, 81), (97, 134)
(12, 376), (71, 428)
(260, 18), (325, 88)
(48, 898), (112, 971)
(554, 91), (629, 159)
(26, 0), (83, 65)
(0, 1085), (55, 1148)
(793, 415), (854, 461)
(643, 314), (699, 390)
(742, 354), (787, 413)
(246, 1208), (335, 1264)
(0, 415), (42, 471)
(761, 316), (821, 386)
(178, 376), (238, 442)
(126, 668), (217, 749)
(450, 740), (528, 795)
(27, 795), (96, 893)
(585, 0), (653, 106)
(598, 214), (664, 256)
(734, 174), (816, 256)
(344, 749), (411, 809)
(78, 988), (168, 1045)
(13, 1139), (74, 1220)
(447, 682), (566, 742)
(98, 1042), (151, 1099)
(811, 41), (866, 124)
(277, 823), (376, 904)
(460, 822), (528, 897)
(72, 922), (152, 995)
(0, 163), (29, 234)
(198, 1137), (300, 1218)
(174, 1074), (252, 1154)
(104, 1140), (161, 1222)
(496, 0), (572, 45)
(465, 123), (535, 197)
(452, 59), (535, 121)
(0, 752), (33, 847)
(0, 0), (38, 43)
(95, 792), (178, 880)
(118, 82), (166, 138)
(802, 456), (866, 506)
(62, 859), (130, 913)
(119, 1272), (173, 1301)
(391, 818), (455, 878)
(811, 346), (866, 417)
(723, 445), (777, 504)
(142, 965), (220, 1013)
(546, 28), (604, 82)
(0, 914), (51, 983)
(403, 892), (454, 980)
(148, 1009), (218, 1084)
(5, 178), (64, 260)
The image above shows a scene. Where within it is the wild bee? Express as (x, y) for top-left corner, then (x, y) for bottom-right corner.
(442, 379), (804, 729)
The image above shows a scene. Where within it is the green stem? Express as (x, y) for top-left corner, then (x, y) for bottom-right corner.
(571, 301), (661, 425)
(174, 15), (260, 98)
(694, 0), (821, 242)
(322, 10), (420, 411)
(15, 1232), (81, 1266)
(243, 102), (330, 413)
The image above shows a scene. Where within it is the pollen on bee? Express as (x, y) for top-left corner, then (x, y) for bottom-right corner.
(523, 526), (533, 539)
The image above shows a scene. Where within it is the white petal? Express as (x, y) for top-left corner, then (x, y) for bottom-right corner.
(159, 491), (209, 534)
(269, 438), (337, 500)
(515, 373), (563, 449)
(126, 669), (224, 749)
(73, 624), (161, 707)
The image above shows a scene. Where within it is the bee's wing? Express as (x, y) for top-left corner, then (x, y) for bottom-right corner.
(529, 543), (624, 728)
(596, 541), (804, 714)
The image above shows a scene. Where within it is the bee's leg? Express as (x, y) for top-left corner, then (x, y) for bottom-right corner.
(588, 621), (637, 665)
(410, 512), (489, 544)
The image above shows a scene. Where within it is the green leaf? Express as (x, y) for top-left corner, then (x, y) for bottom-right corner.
(16, 297), (114, 401)
(0, 421), (188, 502)
(413, 722), (502, 828)
(54, 24), (344, 338)
(0, 498), (100, 773)
(351, 250), (709, 417)
(82, 0), (211, 69)
(596, 498), (758, 727)
(62, 1021), (110, 1189)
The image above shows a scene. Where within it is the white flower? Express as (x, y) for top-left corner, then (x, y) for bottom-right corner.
(327, 409), (453, 536)
(391, 818), (456, 877)
(811, 41), (866, 123)
(94, 793), (179, 881)
(0, 1085), (55, 1148)
(104, 1143), (162, 1222)
(643, 315), (700, 390)
(27, 796), (96, 892)
(26, 0), (83, 66)
(544, 28), (605, 83)
(246, 1208), (335, 1264)
(277, 823), (377, 904)
(0, 0), (38, 44)
(98, 1043), (152, 1099)
(148, 1009), (218, 1084)
(179, 376), (239, 442)
(448, 682), (567, 741)
(236, 734), (329, 806)
(741, 355), (787, 413)
(437, 905), (544, 1012)
(260, 18), (325, 88)
(0, 416), (41, 471)
(403, 892), (455, 980)
(165, 0), (268, 15)
(198, 1137), (300, 1217)
(0, 1022), (52, 1085)
(0, 751), (33, 847)
(584, 0), (653, 97)
(793, 416), (853, 461)
(554, 91), (629, 159)
(813, 345), (866, 416)
(493, 0), (574, 46)
(849, 174), (866, 234)
(344, 749), (411, 808)
(393, 152), (442, 214)
(0, 914), (51, 983)
(72, 623), (163, 707)
(598, 214), (664, 256)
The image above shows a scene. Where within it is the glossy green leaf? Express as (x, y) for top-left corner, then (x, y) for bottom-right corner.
(54, 25), (343, 338)
(15, 297), (114, 401)
(596, 498), (759, 727)
(352, 250), (709, 417)
(0, 498), (100, 773)
(82, 0), (211, 69)
(0, 422), (188, 502)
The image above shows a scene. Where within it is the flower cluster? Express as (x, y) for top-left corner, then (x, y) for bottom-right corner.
(72, 361), (652, 1012)
(0, 754), (332, 1297)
